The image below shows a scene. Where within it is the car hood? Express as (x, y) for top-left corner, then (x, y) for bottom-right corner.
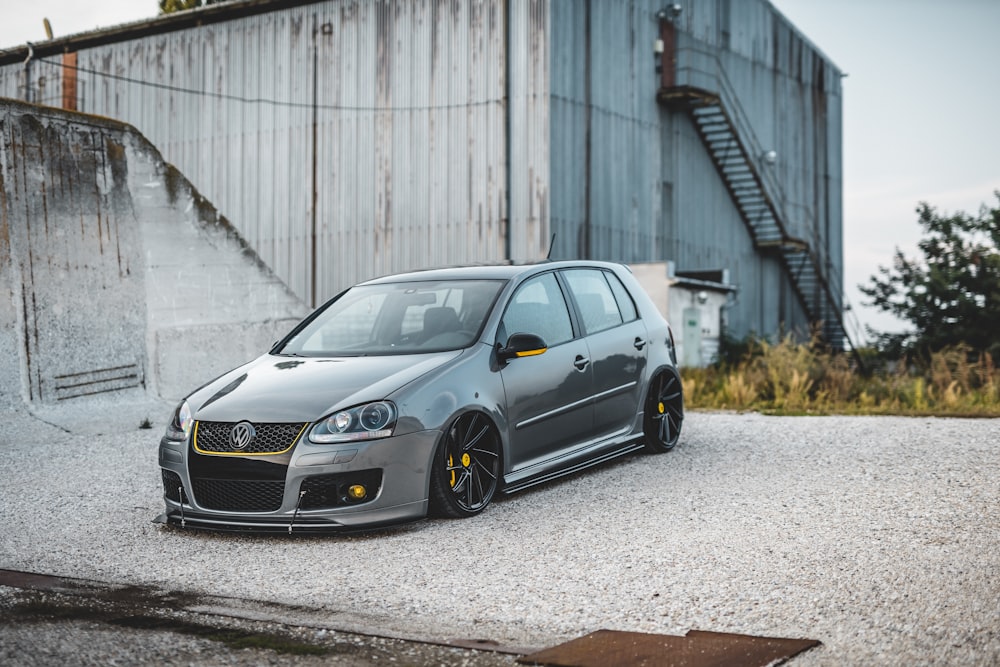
(188, 351), (462, 423)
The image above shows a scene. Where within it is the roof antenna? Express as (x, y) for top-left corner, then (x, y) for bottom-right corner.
(546, 233), (556, 260)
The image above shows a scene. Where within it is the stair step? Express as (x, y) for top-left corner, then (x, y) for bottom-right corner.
(715, 154), (747, 165)
(692, 106), (724, 116)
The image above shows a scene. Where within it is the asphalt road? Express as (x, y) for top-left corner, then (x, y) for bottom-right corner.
(1, 397), (998, 665)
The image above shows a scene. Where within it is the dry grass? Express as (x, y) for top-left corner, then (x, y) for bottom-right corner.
(682, 337), (1000, 416)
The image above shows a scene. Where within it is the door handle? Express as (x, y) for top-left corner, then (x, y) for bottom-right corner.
(634, 337), (646, 350)
(573, 355), (590, 371)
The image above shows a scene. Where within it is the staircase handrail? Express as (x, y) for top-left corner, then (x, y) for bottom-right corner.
(668, 39), (868, 353)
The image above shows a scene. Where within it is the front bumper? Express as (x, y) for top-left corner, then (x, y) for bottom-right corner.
(156, 428), (439, 533)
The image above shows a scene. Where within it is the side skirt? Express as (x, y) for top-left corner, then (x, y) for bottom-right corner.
(500, 440), (646, 494)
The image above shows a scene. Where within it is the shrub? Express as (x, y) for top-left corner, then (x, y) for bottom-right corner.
(681, 335), (1000, 416)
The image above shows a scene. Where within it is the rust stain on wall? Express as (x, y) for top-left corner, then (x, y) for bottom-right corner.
(62, 52), (78, 111)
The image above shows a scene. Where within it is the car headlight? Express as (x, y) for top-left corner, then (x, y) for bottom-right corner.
(165, 400), (194, 441)
(309, 401), (397, 443)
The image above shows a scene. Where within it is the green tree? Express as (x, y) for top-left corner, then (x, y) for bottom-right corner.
(860, 192), (1000, 359)
(160, 0), (228, 14)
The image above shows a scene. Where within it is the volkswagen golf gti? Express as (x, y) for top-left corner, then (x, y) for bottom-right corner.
(156, 260), (684, 532)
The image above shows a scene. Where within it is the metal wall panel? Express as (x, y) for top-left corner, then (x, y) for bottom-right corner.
(508, 0), (550, 262)
(668, 0), (845, 335)
(545, 0), (815, 337)
(2, 0), (510, 307)
(549, 0), (663, 264)
(0, 0), (843, 342)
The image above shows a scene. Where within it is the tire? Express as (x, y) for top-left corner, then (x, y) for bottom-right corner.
(428, 412), (502, 518)
(644, 367), (684, 453)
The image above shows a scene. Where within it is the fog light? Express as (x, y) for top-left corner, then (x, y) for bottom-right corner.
(347, 484), (367, 501)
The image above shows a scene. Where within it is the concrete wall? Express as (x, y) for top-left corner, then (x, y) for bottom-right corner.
(0, 98), (308, 406)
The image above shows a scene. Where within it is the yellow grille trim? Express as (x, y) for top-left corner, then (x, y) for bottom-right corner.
(192, 421), (309, 456)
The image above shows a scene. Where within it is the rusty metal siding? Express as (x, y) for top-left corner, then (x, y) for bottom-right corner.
(549, 0), (662, 263)
(2, 0), (510, 306)
(0, 0), (842, 343)
(310, 0), (508, 292)
(508, 0), (550, 262)
(664, 110), (808, 336)
(666, 0), (844, 336)
(546, 0), (825, 338)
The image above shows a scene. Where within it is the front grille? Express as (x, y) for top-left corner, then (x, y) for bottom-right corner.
(194, 421), (308, 454)
(162, 470), (184, 503)
(300, 470), (383, 509)
(192, 478), (285, 512)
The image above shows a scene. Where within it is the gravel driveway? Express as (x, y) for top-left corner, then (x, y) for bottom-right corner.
(2, 398), (998, 665)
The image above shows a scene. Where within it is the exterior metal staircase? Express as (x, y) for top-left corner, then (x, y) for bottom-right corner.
(657, 26), (864, 361)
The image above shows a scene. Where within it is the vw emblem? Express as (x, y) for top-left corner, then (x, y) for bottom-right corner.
(229, 421), (256, 450)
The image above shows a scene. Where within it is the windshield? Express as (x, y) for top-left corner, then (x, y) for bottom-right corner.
(278, 279), (505, 356)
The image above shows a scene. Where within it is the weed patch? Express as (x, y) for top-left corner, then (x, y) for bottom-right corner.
(683, 337), (1000, 416)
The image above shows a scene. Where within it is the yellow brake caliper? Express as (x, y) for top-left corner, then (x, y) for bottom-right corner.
(449, 453), (472, 488)
(658, 401), (665, 415)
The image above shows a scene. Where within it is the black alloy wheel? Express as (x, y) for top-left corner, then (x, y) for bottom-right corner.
(429, 412), (501, 518)
(644, 367), (684, 453)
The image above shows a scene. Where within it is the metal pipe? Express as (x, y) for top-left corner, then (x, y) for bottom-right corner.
(310, 38), (319, 308)
(583, 1), (592, 259)
(503, 0), (511, 262)
(22, 42), (33, 103)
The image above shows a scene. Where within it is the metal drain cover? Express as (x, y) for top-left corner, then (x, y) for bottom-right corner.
(517, 629), (820, 667)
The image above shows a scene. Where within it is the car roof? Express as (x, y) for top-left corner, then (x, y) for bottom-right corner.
(359, 260), (630, 285)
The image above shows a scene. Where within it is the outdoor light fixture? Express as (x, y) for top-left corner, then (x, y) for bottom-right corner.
(656, 4), (682, 21)
(762, 150), (778, 164)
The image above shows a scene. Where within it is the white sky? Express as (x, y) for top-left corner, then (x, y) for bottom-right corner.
(2, 0), (999, 339)
(771, 0), (1000, 338)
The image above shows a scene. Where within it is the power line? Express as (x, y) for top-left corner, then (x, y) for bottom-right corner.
(36, 55), (505, 113)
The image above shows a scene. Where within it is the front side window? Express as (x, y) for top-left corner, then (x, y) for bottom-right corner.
(499, 273), (573, 347)
(278, 279), (504, 355)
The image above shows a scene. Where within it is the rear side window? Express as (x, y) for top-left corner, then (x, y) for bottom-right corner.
(606, 271), (638, 322)
(563, 269), (625, 335)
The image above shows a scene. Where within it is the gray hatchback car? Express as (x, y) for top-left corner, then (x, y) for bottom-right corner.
(156, 261), (684, 532)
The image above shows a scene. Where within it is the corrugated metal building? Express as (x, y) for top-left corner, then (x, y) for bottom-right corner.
(0, 0), (857, 353)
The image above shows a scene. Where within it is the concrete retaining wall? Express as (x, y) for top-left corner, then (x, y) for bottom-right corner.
(0, 98), (308, 406)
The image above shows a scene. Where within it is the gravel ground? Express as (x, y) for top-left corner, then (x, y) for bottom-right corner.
(1, 397), (998, 665)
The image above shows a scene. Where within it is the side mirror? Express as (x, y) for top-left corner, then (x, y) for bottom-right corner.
(497, 333), (548, 363)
